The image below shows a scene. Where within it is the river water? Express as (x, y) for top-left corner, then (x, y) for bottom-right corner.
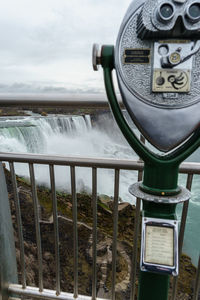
(0, 112), (199, 266)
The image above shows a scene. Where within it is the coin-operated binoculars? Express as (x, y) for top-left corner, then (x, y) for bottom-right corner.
(93, 0), (200, 299)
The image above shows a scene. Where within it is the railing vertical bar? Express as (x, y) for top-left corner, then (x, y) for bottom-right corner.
(92, 167), (97, 300)
(130, 135), (144, 300)
(70, 166), (78, 298)
(179, 174), (193, 252)
(29, 163), (43, 292)
(49, 165), (61, 296)
(171, 173), (193, 300)
(111, 169), (120, 300)
(193, 255), (200, 300)
(9, 162), (26, 289)
(130, 198), (141, 300)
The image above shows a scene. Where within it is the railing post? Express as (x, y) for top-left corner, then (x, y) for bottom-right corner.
(0, 163), (18, 300)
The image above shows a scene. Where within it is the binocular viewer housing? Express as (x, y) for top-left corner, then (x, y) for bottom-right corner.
(114, 0), (200, 152)
(94, 0), (200, 282)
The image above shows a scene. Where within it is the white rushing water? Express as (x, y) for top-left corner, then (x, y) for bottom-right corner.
(0, 113), (199, 266)
(0, 114), (137, 201)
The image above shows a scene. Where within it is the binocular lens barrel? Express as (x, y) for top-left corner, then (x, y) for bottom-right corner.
(157, 2), (175, 22)
(186, 2), (200, 22)
(156, 1), (200, 25)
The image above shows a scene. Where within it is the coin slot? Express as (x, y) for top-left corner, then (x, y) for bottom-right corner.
(158, 44), (169, 55)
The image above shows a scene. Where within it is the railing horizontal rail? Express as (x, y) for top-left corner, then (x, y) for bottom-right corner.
(8, 284), (107, 300)
(0, 93), (122, 108)
(178, 162), (200, 174)
(0, 152), (144, 169)
(1, 152), (200, 174)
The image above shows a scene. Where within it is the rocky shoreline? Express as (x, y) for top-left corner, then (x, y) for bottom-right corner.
(5, 168), (197, 300)
(0, 107), (110, 117)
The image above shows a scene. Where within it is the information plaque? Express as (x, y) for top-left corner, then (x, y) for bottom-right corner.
(140, 217), (178, 276)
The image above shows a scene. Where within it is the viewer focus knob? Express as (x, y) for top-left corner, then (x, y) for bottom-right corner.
(92, 44), (102, 71)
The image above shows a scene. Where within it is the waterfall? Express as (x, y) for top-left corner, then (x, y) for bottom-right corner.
(0, 115), (92, 154)
(0, 114), (137, 200)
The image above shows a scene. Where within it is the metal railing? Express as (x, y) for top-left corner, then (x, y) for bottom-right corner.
(0, 95), (199, 300)
(0, 152), (199, 300)
(0, 93), (122, 108)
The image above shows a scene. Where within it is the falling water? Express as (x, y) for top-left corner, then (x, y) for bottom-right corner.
(0, 114), (137, 199)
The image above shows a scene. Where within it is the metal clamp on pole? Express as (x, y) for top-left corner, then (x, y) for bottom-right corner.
(93, 0), (200, 299)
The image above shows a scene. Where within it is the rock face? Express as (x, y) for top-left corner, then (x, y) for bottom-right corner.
(5, 168), (197, 300)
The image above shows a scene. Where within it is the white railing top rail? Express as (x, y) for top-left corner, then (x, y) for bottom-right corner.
(0, 151), (200, 174)
(0, 93), (122, 108)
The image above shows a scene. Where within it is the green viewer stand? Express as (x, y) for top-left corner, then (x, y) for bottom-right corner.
(93, 44), (200, 300)
(93, 1), (200, 298)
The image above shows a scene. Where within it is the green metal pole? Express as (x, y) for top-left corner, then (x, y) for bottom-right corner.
(138, 201), (177, 300)
(138, 272), (169, 300)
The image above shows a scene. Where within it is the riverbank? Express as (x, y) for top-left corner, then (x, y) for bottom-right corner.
(0, 106), (110, 117)
(5, 167), (197, 300)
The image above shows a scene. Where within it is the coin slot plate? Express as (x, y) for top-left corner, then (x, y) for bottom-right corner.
(152, 69), (190, 92)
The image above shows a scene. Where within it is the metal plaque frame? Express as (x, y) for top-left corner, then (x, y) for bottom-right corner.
(140, 217), (179, 276)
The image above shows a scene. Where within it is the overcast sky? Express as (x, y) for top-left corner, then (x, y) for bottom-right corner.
(0, 0), (131, 93)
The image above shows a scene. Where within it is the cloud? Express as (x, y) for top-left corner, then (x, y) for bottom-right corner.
(0, 0), (130, 92)
(0, 80), (104, 94)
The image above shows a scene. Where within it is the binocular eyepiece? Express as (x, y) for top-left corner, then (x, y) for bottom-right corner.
(185, 2), (200, 22)
(157, 2), (175, 23)
(156, 1), (200, 24)
(137, 0), (200, 39)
